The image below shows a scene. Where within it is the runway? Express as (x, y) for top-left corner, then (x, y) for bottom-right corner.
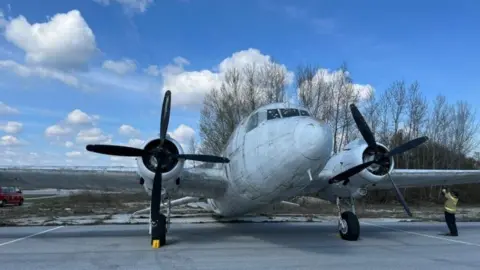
(0, 221), (480, 270)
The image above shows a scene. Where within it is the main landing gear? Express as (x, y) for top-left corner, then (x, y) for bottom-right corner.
(336, 197), (360, 241)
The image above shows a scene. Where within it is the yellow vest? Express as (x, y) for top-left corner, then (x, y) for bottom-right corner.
(444, 192), (458, 214)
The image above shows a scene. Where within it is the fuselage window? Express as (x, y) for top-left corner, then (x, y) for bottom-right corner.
(280, 108), (300, 118)
(267, 109), (281, 120)
(245, 113), (259, 132)
(299, 110), (310, 116)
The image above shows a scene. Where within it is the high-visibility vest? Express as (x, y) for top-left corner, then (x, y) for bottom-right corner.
(444, 192), (458, 214)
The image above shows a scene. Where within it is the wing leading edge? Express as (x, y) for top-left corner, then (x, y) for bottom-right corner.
(370, 169), (480, 190)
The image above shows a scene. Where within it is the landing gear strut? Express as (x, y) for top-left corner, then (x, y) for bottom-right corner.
(336, 197), (360, 241)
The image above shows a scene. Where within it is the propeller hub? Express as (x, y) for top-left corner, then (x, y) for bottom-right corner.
(142, 138), (179, 173)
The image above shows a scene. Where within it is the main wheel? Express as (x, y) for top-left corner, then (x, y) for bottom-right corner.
(151, 214), (167, 248)
(338, 211), (360, 241)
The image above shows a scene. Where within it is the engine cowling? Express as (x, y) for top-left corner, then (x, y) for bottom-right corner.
(329, 139), (395, 186)
(136, 136), (185, 188)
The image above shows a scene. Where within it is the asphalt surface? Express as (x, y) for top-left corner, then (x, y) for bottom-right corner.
(0, 221), (479, 270)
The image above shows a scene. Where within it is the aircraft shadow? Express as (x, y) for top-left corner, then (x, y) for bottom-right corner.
(167, 222), (359, 254)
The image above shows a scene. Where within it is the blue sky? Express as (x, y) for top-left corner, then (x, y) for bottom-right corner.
(0, 0), (479, 166)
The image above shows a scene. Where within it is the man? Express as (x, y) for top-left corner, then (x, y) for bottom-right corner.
(441, 188), (459, 236)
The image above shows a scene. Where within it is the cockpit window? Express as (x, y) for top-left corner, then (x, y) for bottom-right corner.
(267, 109), (281, 120)
(299, 110), (310, 116)
(245, 113), (258, 132)
(246, 108), (311, 132)
(280, 108), (300, 118)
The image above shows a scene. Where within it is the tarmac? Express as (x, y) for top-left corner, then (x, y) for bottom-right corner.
(0, 221), (479, 270)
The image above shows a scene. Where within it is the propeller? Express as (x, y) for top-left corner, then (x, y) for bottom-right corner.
(328, 103), (429, 217)
(85, 90), (230, 247)
(85, 91), (229, 164)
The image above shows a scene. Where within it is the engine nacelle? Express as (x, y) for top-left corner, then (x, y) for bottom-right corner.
(328, 139), (395, 187)
(136, 136), (185, 192)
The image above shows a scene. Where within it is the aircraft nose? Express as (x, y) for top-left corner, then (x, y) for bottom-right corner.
(293, 119), (331, 160)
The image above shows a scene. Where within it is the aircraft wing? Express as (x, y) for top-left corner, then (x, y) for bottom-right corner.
(0, 166), (228, 199)
(300, 168), (480, 196)
(0, 166), (139, 190)
(176, 167), (228, 199)
(368, 169), (480, 190)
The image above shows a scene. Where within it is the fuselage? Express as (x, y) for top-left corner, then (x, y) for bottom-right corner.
(205, 103), (334, 217)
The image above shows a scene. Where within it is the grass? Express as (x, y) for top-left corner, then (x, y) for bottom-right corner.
(2, 192), (480, 225)
(0, 191), (150, 220)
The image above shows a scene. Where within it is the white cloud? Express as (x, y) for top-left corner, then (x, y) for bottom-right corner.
(80, 67), (160, 92)
(93, 0), (154, 13)
(0, 150), (39, 165)
(144, 65), (160, 76)
(0, 9), (7, 28)
(0, 148), (111, 166)
(76, 127), (112, 144)
(119, 124), (140, 137)
(166, 124), (197, 167)
(161, 48), (294, 107)
(65, 151), (82, 158)
(0, 121), (23, 134)
(45, 109), (100, 144)
(4, 10), (97, 71)
(66, 109), (99, 125)
(169, 124), (195, 144)
(65, 141), (74, 148)
(0, 101), (19, 115)
(0, 135), (24, 146)
(127, 138), (145, 148)
(102, 58), (137, 75)
(45, 124), (72, 137)
(298, 68), (374, 101)
(0, 60), (81, 88)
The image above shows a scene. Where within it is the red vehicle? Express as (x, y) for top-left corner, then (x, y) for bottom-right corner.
(0, 186), (24, 207)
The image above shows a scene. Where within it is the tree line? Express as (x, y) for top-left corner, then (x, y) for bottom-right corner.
(197, 60), (480, 205)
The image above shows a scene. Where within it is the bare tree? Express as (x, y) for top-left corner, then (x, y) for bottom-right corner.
(386, 80), (407, 135)
(450, 101), (480, 164)
(405, 81), (428, 169)
(427, 95), (452, 169)
(376, 92), (391, 146)
(296, 63), (361, 152)
(188, 136), (198, 168)
(296, 64), (334, 121)
(199, 61), (290, 155)
(361, 88), (379, 136)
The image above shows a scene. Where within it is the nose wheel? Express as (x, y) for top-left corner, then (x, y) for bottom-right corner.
(336, 197), (360, 241)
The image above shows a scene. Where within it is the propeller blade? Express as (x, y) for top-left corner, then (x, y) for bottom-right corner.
(150, 152), (164, 244)
(328, 161), (375, 184)
(86, 144), (145, 157)
(350, 104), (377, 149)
(175, 154), (230, 163)
(387, 173), (412, 217)
(386, 136), (429, 158)
(160, 90), (172, 143)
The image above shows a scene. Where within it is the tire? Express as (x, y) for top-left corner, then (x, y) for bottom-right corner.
(338, 211), (360, 241)
(0, 200), (6, 207)
(18, 199), (23, 206)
